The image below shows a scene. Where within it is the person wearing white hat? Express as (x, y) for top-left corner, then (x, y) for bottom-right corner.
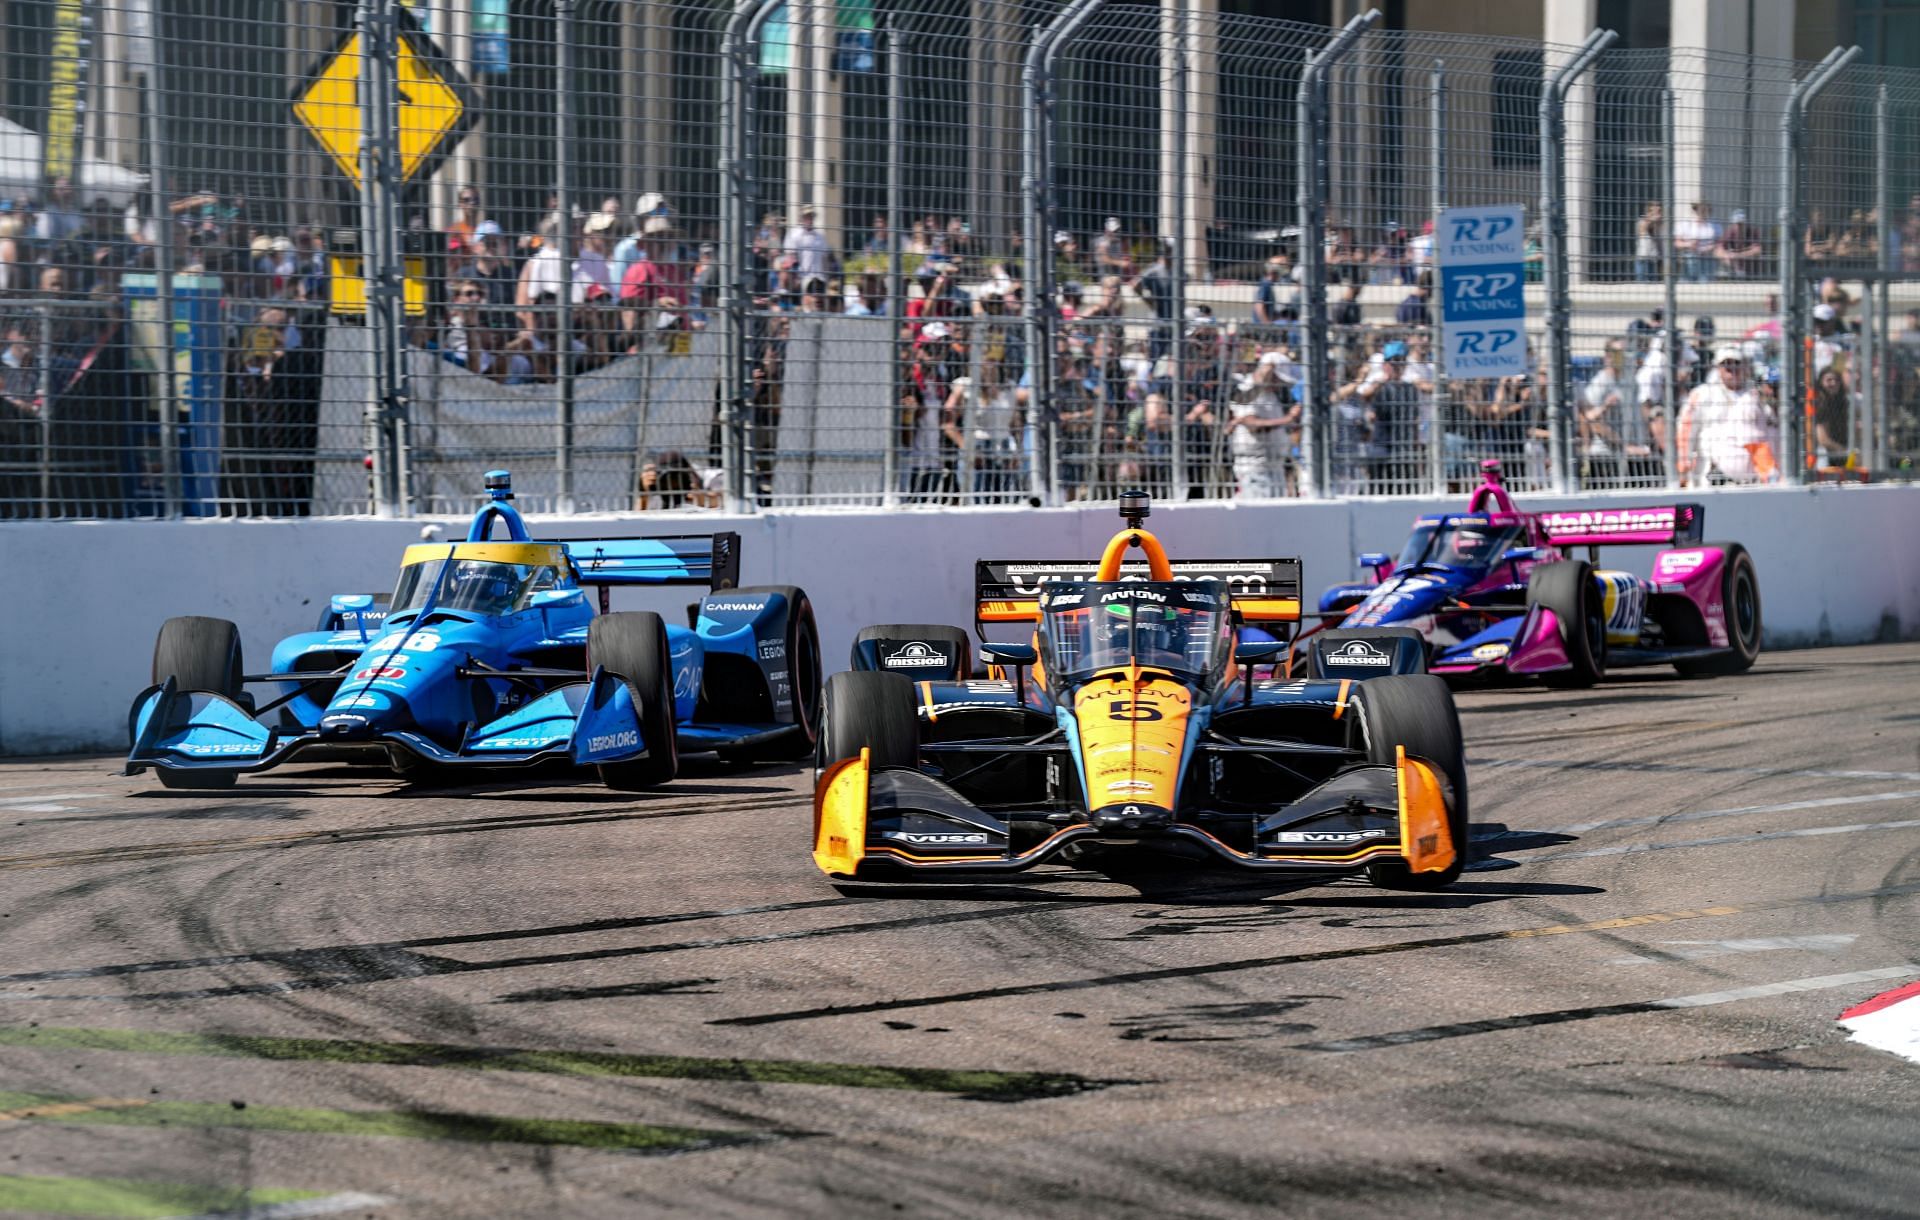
(1678, 343), (1776, 485)
(1093, 217), (1132, 282)
(572, 211), (616, 306)
(783, 205), (832, 301)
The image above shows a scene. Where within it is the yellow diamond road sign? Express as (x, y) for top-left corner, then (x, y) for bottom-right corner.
(292, 12), (474, 188)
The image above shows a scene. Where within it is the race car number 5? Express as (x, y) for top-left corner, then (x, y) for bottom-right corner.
(1108, 700), (1163, 722)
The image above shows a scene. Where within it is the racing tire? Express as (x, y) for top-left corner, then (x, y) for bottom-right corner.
(817, 671), (919, 777)
(1675, 543), (1762, 676)
(1527, 560), (1604, 688)
(151, 616), (243, 790)
(1350, 674), (1470, 891)
(720, 586), (822, 763)
(851, 623), (974, 680)
(589, 611), (679, 790)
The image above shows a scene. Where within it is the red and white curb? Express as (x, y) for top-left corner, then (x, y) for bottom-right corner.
(1838, 978), (1920, 1066)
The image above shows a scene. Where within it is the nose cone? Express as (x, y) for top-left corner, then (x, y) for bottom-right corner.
(319, 686), (400, 738)
(321, 642), (456, 735)
(1087, 803), (1172, 836)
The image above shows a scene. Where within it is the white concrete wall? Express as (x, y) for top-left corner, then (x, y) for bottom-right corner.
(4, 482), (1918, 755)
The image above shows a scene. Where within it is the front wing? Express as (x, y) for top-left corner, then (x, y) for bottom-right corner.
(813, 748), (1456, 878)
(125, 669), (660, 778)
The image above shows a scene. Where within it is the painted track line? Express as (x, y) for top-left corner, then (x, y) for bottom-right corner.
(1296, 965), (1919, 1053)
(1468, 757), (1920, 783)
(1523, 818), (1920, 863)
(1555, 790), (1920, 835)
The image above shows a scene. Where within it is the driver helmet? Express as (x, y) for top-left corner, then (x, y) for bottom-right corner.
(1104, 599), (1183, 657)
(451, 560), (515, 612)
(1451, 528), (1493, 560)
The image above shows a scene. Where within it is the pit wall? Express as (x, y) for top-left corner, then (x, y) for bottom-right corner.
(4, 483), (1916, 755)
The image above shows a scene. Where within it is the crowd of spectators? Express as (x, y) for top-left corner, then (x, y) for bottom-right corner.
(7, 174), (1920, 517)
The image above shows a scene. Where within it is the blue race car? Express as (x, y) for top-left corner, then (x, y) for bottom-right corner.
(127, 470), (821, 790)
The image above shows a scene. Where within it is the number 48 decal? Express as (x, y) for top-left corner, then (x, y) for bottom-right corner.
(1108, 699), (1163, 722)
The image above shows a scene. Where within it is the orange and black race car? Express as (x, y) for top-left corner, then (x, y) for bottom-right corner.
(812, 492), (1471, 890)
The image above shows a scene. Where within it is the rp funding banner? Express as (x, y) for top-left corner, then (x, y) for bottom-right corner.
(1437, 204), (1526, 379)
(43, 0), (91, 185)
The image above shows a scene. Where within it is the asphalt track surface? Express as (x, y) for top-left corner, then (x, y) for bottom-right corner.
(2, 643), (1918, 1219)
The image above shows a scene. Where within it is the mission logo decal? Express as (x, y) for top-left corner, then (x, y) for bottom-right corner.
(1322, 639), (1393, 667)
(880, 641), (954, 671)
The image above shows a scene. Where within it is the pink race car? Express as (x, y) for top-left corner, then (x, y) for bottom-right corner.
(1314, 462), (1762, 687)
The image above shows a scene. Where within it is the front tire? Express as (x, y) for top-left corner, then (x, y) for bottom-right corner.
(1528, 560), (1604, 688)
(589, 611), (679, 790)
(1676, 543), (1761, 676)
(1351, 674), (1469, 891)
(151, 616), (243, 790)
(817, 671), (919, 776)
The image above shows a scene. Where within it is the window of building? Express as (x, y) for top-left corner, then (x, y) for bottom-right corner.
(1492, 49), (1542, 171)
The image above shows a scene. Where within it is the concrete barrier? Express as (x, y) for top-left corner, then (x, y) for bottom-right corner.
(4, 482), (1917, 755)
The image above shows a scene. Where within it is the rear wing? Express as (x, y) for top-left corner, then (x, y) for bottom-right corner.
(561, 532), (741, 590)
(1537, 504), (1703, 549)
(976, 558), (1302, 625)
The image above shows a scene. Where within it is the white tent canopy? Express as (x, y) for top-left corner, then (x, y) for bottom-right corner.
(0, 116), (147, 206)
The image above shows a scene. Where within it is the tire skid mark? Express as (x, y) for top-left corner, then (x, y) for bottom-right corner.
(0, 903), (1099, 1003)
(1294, 965), (1919, 1053)
(0, 1024), (1117, 1101)
(712, 880), (1920, 1026)
(0, 794), (807, 872)
(0, 1088), (780, 1152)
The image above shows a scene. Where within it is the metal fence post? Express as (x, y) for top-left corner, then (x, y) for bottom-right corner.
(1023, 0), (1100, 507)
(1297, 8), (1379, 501)
(359, 0), (408, 518)
(1168, 5), (1188, 499)
(35, 300), (51, 517)
(1540, 27), (1615, 496)
(1662, 82), (1679, 490)
(554, 0), (576, 514)
(1779, 46), (1860, 485)
(130, 0), (180, 518)
(1428, 59), (1447, 496)
(883, 18), (904, 507)
(720, 1), (773, 515)
(1873, 82), (1891, 474)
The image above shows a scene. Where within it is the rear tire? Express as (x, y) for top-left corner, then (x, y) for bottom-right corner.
(1351, 674), (1469, 891)
(817, 671), (919, 776)
(589, 611), (679, 790)
(1528, 560), (1604, 688)
(851, 623), (974, 679)
(1676, 543), (1761, 676)
(151, 616), (243, 790)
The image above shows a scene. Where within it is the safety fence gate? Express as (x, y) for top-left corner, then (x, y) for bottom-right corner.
(0, 0), (1914, 519)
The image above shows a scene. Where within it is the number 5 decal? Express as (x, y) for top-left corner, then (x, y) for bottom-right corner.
(1108, 699), (1163, 722)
